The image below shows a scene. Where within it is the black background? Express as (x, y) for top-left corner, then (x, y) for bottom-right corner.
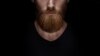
(3, 0), (99, 56)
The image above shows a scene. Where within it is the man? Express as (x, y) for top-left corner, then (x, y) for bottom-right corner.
(34, 0), (69, 41)
(24, 0), (80, 56)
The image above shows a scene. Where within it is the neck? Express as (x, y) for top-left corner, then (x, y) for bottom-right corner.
(34, 20), (67, 41)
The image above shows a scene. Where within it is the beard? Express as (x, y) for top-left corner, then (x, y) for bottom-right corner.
(36, 10), (64, 33)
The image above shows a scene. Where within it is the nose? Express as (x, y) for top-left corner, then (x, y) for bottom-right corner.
(47, 0), (54, 9)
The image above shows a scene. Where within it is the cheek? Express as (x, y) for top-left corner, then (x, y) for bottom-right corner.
(37, 0), (48, 11)
(55, 0), (66, 11)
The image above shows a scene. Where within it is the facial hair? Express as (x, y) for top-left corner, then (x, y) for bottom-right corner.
(36, 9), (64, 33)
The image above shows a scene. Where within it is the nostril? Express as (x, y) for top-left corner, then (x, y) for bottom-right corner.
(47, 6), (55, 11)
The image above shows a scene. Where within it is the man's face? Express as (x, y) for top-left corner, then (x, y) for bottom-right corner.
(36, 0), (67, 12)
(34, 0), (68, 33)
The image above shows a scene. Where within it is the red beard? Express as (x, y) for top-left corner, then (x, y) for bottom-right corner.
(36, 10), (64, 33)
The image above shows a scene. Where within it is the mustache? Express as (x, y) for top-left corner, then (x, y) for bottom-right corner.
(38, 8), (63, 16)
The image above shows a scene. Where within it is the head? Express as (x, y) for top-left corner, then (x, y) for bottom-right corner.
(32, 0), (69, 33)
